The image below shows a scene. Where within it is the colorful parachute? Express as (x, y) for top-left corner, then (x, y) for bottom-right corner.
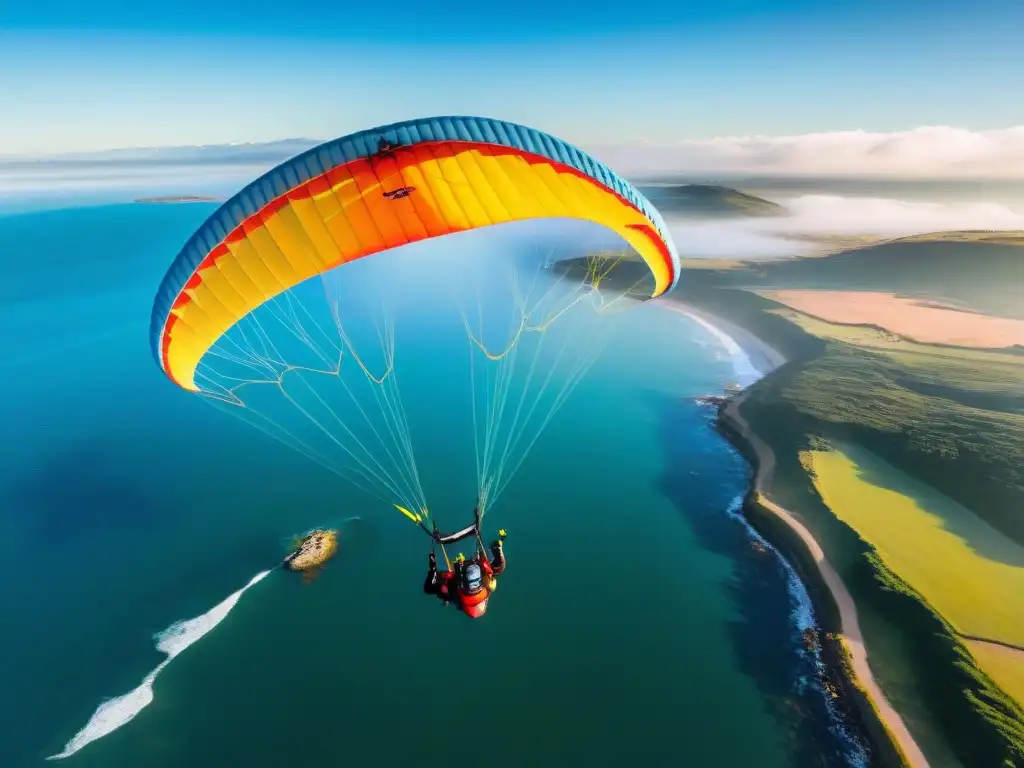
(149, 116), (680, 392)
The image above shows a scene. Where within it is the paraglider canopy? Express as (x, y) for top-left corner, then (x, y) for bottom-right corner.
(149, 115), (680, 394)
(148, 115), (682, 534)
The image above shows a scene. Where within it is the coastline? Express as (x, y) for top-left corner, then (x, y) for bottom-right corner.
(669, 300), (929, 768)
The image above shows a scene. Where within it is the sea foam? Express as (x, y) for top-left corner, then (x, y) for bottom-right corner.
(47, 570), (270, 761)
(670, 306), (763, 387)
(723, 496), (868, 767)
(689, 310), (867, 766)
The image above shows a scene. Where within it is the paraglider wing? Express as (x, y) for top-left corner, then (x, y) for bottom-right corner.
(150, 116), (680, 393)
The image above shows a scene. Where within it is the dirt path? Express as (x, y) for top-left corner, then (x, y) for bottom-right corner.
(960, 634), (1024, 655)
(722, 392), (931, 768)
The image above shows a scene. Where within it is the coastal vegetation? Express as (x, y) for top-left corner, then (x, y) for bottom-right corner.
(730, 310), (1024, 767)
(709, 250), (1024, 765)
(557, 227), (1024, 765)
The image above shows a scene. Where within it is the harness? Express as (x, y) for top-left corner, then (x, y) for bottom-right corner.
(398, 503), (500, 603)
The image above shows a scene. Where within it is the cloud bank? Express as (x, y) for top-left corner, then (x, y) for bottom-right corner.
(595, 126), (1024, 179)
(667, 194), (1024, 259)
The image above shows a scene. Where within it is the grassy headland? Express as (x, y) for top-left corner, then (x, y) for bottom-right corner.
(557, 231), (1024, 766)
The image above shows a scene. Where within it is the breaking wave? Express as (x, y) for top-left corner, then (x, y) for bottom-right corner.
(47, 570), (271, 761)
(669, 306), (763, 387)
(723, 496), (868, 767)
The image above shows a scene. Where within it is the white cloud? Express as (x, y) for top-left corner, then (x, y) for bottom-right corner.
(668, 194), (1024, 259)
(773, 194), (1024, 233)
(592, 126), (1024, 178)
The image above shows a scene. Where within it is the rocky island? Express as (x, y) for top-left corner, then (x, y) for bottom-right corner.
(134, 195), (222, 204)
(282, 529), (338, 572)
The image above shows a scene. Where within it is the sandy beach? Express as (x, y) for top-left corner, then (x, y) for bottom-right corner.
(657, 300), (786, 378)
(671, 300), (930, 768)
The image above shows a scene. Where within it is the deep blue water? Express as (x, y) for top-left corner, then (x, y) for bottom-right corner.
(0, 202), (864, 767)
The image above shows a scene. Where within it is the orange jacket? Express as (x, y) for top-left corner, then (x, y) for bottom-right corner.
(424, 546), (505, 618)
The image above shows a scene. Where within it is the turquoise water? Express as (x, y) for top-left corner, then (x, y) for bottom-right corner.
(0, 203), (862, 767)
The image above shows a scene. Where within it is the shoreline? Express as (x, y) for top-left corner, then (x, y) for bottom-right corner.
(670, 300), (929, 768)
(658, 299), (786, 379)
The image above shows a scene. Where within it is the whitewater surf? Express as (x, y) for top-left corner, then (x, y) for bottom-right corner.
(47, 570), (271, 761)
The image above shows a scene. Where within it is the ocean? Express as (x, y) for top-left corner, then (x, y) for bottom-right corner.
(0, 201), (866, 767)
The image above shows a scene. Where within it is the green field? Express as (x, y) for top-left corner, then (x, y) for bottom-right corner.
(807, 443), (1024, 650)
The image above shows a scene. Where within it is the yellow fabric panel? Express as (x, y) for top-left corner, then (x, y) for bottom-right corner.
(287, 194), (345, 267)
(244, 224), (300, 286)
(166, 323), (207, 380)
(164, 144), (671, 391)
(171, 295), (213, 337)
(196, 263), (249, 319)
(265, 208), (325, 278)
(533, 163), (590, 219)
(624, 231), (671, 295)
(432, 144), (493, 228)
(167, 297), (218, 385)
(309, 188), (366, 263)
(454, 148), (513, 226)
(215, 257), (269, 309)
(471, 150), (532, 220)
(501, 154), (560, 216)
(228, 237), (287, 297)
(414, 147), (471, 229)
(273, 202), (333, 270)
(186, 280), (236, 343)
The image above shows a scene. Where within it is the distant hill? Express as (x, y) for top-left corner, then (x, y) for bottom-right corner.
(639, 184), (787, 218)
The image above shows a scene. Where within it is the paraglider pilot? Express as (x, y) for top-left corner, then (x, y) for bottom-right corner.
(424, 513), (506, 619)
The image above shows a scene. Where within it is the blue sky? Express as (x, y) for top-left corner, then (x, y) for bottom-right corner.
(2, 0), (1022, 154)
